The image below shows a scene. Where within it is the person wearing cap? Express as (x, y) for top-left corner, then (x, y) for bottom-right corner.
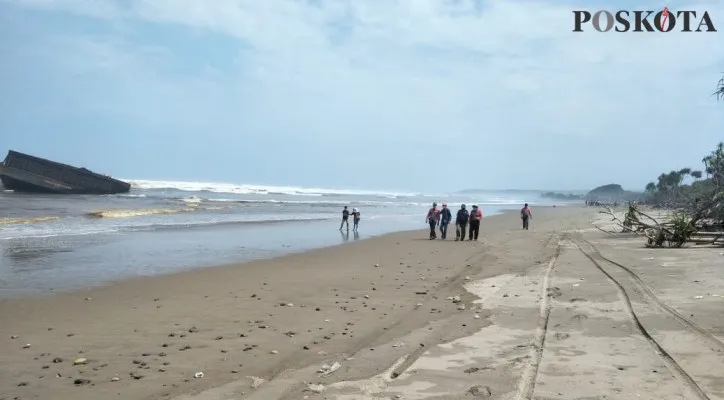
(352, 207), (361, 231)
(425, 202), (441, 239)
(455, 204), (469, 241)
(468, 204), (483, 241)
(439, 203), (452, 239)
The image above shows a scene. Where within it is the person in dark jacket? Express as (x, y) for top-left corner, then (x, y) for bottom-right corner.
(339, 206), (350, 230)
(439, 203), (452, 239)
(520, 203), (532, 230)
(468, 204), (482, 241)
(455, 204), (469, 241)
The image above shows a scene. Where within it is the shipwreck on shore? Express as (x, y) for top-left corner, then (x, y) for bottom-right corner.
(0, 150), (131, 194)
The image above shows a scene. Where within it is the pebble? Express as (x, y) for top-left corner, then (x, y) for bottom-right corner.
(270, 350), (279, 354)
(22, 343), (31, 349)
(73, 358), (87, 365)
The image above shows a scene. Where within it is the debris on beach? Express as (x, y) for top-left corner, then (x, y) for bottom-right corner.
(318, 361), (341, 375)
(73, 358), (87, 365)
(22, 343), (31, 349)
(467, 384), (492, 397)
(305, 383), (325, 393)
(194, 372), (204, 378)
(248, 375), (266, 389)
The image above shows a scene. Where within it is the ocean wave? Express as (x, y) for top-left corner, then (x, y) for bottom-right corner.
(0, 216), (335, 240)
(123, 179), (419, 198)
(86, 207), (197, 218)
(0, 216), (60, 225)
(203, 198), (429, 207)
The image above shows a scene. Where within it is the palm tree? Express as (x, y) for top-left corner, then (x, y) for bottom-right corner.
(716, 75), (724, 101)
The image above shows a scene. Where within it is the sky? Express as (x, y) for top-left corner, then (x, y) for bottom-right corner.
(1, 0), (723, 193)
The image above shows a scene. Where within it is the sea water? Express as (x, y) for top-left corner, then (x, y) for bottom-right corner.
(0, 180), (576, 298)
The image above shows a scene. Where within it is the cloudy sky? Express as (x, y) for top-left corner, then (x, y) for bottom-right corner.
(1, 0), (723, 192)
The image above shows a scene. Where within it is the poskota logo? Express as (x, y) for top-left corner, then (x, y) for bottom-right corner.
(573, 8), (717, 32)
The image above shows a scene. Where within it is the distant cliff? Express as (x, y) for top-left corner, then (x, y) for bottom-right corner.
(585, 184), (643, 202)
(540, 191), (583, 200)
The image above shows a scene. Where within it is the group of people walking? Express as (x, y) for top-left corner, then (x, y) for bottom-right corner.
(425, 202), (534, 240)
(425, 202), (483, 240)
(338, 202), (533, 238)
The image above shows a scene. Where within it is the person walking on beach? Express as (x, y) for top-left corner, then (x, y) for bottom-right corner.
(425, 202), (441, 239)
(455, 204), (469, 241)
(340, 206), (350, 230)
(439, 203), (452, 239)
(351, 207), (361, 231)
(468, 204), (482, 241)
(521, 203), (532, 230)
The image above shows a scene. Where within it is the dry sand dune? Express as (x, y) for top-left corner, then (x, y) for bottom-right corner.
(2, 206), (723, 400)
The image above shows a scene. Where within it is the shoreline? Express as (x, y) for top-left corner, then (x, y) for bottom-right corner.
(0, 206), (545, 300)
(0, 205), (590, 400)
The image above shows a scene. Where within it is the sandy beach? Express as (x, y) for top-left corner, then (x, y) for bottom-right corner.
(2, 205), (724, 400)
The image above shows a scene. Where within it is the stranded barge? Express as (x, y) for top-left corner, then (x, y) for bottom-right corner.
(0, 150), (131, 194)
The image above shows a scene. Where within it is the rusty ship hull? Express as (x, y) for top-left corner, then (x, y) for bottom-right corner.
(0, 150), (131, 195)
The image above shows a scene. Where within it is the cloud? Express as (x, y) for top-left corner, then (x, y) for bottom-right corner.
(1, 0), (723, 190)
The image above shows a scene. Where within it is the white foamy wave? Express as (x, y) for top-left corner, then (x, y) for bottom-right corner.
(205, 198), (429, 207)
(86, 207), (197, 219)
(123, 179), (418, 198)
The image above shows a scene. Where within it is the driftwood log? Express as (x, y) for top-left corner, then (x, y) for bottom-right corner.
(597, 203), (722, 248)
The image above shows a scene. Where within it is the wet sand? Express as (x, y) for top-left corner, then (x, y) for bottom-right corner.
(2, 206), (723, 400)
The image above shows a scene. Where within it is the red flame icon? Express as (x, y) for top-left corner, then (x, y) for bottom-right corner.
(661, 6), (669, 30)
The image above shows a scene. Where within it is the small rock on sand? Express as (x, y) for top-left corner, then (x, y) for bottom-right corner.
(306, 383), (325, 393)
(248, 376), (266, 389)
(468, 385), (492, 397)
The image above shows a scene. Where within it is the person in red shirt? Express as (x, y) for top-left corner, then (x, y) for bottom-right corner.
(468, 205), (482, 241)
(521, 203), (532, 230)
(425, 202), (441, 240)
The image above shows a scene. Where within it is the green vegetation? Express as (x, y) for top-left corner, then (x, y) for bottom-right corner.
(585, 184), (643, 203)
(642, 143), (723, 221)
(599, 77), (724, 247)
(540, 191), (583, 200)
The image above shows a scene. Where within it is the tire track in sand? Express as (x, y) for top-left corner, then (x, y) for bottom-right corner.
(571, 237), (711, 400)
(514, 234), (564, 400)
(575, 235), (724, 354)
